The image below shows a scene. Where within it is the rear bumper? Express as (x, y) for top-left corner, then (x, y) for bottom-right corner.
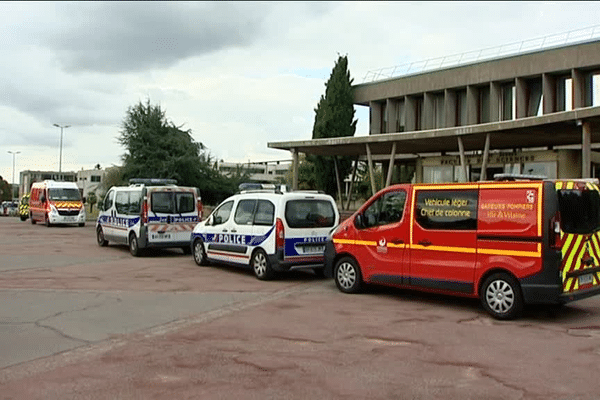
(268, 249), (325, 272)
(521, 283), (600, 304)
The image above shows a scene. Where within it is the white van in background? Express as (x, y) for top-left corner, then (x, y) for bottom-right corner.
(96, 179), (202, 256)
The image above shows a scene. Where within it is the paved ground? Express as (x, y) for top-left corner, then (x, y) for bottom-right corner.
(1, 216), (600, 399)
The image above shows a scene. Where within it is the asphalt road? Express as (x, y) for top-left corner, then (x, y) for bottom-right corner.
(1, 216), (600, 399)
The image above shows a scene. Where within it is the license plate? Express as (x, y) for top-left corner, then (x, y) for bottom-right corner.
(578, 274), (594, 286)
(302, 245), (325, 254)
(152, 233), (171, 240)
(64, 216), (76, 222)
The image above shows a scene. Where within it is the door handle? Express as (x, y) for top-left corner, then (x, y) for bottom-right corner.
(391, 238), (404, 244)
(230, 229), (237, 233)
(418, 239), (432, 246)
(222, 229), (228, 232)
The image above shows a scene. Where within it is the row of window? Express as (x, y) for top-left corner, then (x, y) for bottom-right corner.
(103, 190), (195, 216)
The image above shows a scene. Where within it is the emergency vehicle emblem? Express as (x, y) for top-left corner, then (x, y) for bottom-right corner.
(377, 238), (387, 254)
(526, 190), (535, 203)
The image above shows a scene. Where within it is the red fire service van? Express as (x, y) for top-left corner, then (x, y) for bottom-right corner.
(325, 175), (600, 319)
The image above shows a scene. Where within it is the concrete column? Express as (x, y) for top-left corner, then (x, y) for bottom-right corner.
(405, 96), (417, 132)
(423, 92), (434, 130)
(480, 134), (491, 181)
(582, 121), (591, 178)
(386, 99), (395, 134)
(370, 101), (382, 134)
(445, 89), (456, 128)
(516, 77), (527, 118)
(291, 148), (298, 190)
(457, 137), (468, 183)
(466, 85), (478, 125)
(489, 82), (501, 122)
(572, 69), (585, 109)
(542, 73), (556, 115)
(366, 144), (377, 195)
(386, 142), (397, 187)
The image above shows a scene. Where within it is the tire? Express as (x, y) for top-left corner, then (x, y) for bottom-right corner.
(192, 238), (208, 266)
(97, 227), (108, 247)
(313, 267), (326, 278)
(20, 214), (27, 221)
(31, 213), (36, 224)
(129, 232), (141, 257)
(252, 249), (274, 280)
(480, 273), (524, 320)
(334, 257), (363, 293)
(79, 222), (85, 227)
(45, 214), (51, 227)
(182, 246), (192, 255)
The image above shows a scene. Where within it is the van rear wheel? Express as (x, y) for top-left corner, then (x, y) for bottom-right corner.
(252, 249), (274, 280)
(129, 233), (142, 257)
(45, 214), (51, 227)
(334, 257), (363, 293)
(480, 273), (523, 320)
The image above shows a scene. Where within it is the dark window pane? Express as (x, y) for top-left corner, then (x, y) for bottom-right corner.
(285, 200), (335, 228)
(254, 200), (275, 225)
(234, 199), (257, 225)
(416, 190), (478, 230)
(558, 189), (600, 234)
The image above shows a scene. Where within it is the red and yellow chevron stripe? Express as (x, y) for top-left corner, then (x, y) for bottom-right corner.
(53, 201), (82, 209)
(556, 181), (600, 293)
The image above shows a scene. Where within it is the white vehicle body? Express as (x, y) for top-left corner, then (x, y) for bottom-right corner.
(96, 180), (202, 256)
(191, 189), (339, 279)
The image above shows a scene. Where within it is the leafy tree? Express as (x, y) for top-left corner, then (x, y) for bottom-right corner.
(117, 99), (240, 205)
(87, 191), (97, 212)
(305, 54), (357, 198)
(0, 176), (11, 202)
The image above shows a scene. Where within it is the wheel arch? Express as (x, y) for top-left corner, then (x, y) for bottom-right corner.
(477, 267), (522, 298)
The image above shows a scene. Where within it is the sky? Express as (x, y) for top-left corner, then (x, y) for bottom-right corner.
(2, 1), (600, 185)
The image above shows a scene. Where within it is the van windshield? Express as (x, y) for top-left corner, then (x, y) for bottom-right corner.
(558, 189), (600, 234)
(48, 188), (81, 201)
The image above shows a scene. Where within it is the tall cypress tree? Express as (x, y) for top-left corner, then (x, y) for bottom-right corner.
(308, 55), (357, 197)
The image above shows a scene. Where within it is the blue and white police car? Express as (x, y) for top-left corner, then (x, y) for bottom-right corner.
(96, 179), (202, 256)
(191, 186), (339, 280)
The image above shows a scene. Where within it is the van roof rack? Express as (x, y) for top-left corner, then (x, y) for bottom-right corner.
(129, 178), (178, 185)
(493, 173), (546, 181)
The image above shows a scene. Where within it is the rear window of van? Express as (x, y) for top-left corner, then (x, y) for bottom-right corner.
(558, 189), (600, 234)
(151, 192), (195, 214)
(285, 200), (335, 228)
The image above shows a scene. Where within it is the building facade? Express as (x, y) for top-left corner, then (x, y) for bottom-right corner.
(269, 37), (600, 196)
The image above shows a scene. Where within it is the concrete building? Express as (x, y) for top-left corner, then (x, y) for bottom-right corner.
(269, 30), (600, 199)
(76, 168), (105, 199)
(19, 170), (77, 197)
(217, 160), (291, 183)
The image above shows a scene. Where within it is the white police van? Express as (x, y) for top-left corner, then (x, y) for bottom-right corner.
(191, 186), (339, 280)
(96, 179), (202, 256)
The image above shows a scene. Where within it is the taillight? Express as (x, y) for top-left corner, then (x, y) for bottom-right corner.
(276, 218), (285, 250)
(142, 200), (148, 224)
(550, 212), (562, 250)
(198, 200), (203, 220)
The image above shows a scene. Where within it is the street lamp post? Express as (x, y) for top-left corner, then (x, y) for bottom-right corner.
(7, 150), (20, 198)
(53, 124), (71, 173)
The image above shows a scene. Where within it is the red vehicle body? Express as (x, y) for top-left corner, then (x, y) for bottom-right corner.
(325, 177), (600, 319)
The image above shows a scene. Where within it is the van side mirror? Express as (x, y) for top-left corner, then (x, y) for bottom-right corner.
(213, 216), (222, 225)
(354, 214), (365, 229)
(40, 195), (46, 203)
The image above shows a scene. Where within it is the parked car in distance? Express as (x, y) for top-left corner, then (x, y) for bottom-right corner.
(191, 186), (339, 280)
(1, 201), (18, 216)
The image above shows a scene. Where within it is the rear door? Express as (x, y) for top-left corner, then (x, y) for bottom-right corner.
(409, 186), (478, 294)
(147, 188), (198, 246)
(283, 196), (338, 263)
(556, 181), (600, 296)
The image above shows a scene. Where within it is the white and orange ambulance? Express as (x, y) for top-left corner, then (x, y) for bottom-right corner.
(325, 175), (600, 319)
(29, 180), (86, 227)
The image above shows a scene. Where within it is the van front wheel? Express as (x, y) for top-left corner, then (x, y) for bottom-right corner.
(252, 249), (274, 280)
(97, 227), (108, 247)
(480, 273), (523, 320)
(193, 238), (208, 266)
(334, 257), (362, 294)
